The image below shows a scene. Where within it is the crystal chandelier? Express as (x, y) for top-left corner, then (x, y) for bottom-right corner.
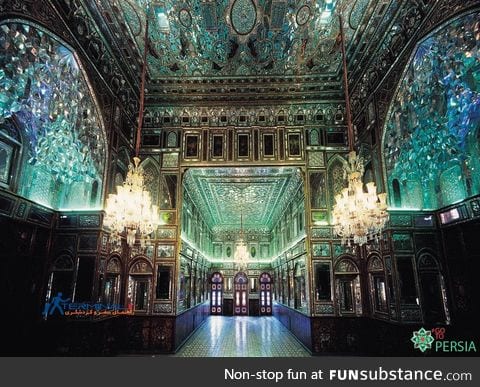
(104, 12), (159, 247)
(104, 157), (159, 247)
(234, 211), (249, 269)
(332, 151), (389, 246)
(332, 15), (389, 246)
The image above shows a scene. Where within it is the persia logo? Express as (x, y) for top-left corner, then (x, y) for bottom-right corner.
(410, 327), (435, 352)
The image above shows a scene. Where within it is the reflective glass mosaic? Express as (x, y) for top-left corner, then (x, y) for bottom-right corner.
(0, 22), (106, 209)
(384, 12), (480, 209)
(183, 167), (302, 234)
(104, 0), (371, 78)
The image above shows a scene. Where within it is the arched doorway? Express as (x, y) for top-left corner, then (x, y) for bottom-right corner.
(334, 257), (362, 316)
(259, 273), (272, 316)
(46, 254), (74, 303)
(103, 255), (121, 305)
(234, 272), (248, 315)
(367, 255), (388, 315)
(210, 272), (223, 315)
(127, 258), (153, 313)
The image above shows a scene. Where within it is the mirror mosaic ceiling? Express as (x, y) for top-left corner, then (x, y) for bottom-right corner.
(183, 167), (302, 234)
(97, 0), (371, 79)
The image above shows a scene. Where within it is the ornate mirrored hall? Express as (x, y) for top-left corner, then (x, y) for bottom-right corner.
(0, 0), (479, 356)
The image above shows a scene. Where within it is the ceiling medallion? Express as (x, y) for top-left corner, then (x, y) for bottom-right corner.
(178, 8), (192, 28)
(230, 0), (257, 35)
(296, 4), (311, 26)
(227, 0), (260, 41)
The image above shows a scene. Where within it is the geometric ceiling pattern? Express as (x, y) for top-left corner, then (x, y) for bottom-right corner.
(183, 167), (302, 234)
(102, 0), (370, 79)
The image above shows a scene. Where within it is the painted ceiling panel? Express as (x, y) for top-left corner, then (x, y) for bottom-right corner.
(183, 167), (302, 233)
(99, 0), (372, 79)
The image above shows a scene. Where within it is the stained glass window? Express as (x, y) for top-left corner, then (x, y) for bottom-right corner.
(383, 12), (480, 209)
(0, 21), (106, 209)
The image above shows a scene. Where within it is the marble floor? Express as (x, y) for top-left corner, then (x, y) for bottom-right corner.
(174, 316), (311, 357)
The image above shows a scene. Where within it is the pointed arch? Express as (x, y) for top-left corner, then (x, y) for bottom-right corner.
(367, 254), (384, 272)
(381, 11), (480, 209)
(140, 157), (161, 208)
(334, 256), (359, 274)
(117, 148), (131, 171)
(0, 19), (107, 209)
(327, 154), (348, 217)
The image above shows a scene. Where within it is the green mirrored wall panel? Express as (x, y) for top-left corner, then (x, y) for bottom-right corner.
(333, 243), (349, 258)
(384, 12), (480, 210)
(312, 243), (330, 257)
(0, 22), (106, 209)
(309, 171), (327, 209)
(312, 210), (328, 225)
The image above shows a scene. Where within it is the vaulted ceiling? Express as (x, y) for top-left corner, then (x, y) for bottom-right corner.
(183, 167), (302, 235)
(92, 0), (383, 103)
(101, 0), (365, 78)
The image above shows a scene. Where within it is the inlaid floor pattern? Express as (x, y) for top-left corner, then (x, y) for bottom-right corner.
(174, 316), (311, 357)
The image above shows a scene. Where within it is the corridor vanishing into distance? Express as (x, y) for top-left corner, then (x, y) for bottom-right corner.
(175, 316), (310, 357)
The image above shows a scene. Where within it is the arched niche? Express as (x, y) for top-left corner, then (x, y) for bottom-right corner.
(47, 254), (75, 303)
(0, 20), (107, 209)
(327, 155), (348, 221)
(334, 256), (362, 316)
(103, 255), (122, 305)
(309, 128), (320, 146)
(140, 157), (161, 208)
(382, 11), (480, 210)
(367, 255), (388, 314)
(417, 252), (448, 325)
(127, 258), (153, 313)
(111, 147), (130, 194)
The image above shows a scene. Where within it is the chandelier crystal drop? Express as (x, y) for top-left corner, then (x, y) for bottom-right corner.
(104, 157), (160, 247)
(331, 14), (389, 246)
(332, 151), (389, 246)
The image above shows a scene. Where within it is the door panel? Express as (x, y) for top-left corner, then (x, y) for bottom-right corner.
(234, 272), (248, 315)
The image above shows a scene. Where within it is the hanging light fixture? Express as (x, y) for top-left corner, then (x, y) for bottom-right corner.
(234, 199), (249, 269)
(332, 14), (389, 246)
(104, 10), (159, 247)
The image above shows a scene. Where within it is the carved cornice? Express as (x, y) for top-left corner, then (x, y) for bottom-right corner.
(143, 102), (346, 129)
(147, 76), (343, 104)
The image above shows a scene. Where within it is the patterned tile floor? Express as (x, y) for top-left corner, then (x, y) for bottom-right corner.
(174, 316), (311, 357)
